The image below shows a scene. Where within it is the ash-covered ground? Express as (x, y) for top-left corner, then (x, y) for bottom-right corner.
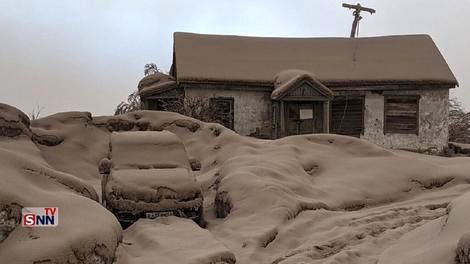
(1, 102), (470, 264)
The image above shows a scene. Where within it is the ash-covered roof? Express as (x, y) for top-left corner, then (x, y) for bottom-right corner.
(172, 32), (458, 87)
(138, 72), (177, 97)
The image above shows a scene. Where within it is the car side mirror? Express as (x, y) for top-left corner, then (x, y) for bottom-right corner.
(189, 158), (201, 171)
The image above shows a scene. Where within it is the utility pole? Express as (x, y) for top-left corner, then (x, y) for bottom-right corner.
(342, 3), (376, 38)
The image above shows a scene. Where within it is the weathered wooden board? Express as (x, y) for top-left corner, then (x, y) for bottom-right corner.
(384, 96), (419, 134)
(330, 97), (365, 137)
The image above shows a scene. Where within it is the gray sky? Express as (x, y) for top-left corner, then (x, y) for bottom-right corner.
(1, 0), (469, 116)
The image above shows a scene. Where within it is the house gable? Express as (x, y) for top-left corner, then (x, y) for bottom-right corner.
(271, 70), (334, 101)
(282, 80), (331, 101)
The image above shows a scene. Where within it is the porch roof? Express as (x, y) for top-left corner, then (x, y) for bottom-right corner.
(138, 72), (177, 97)
(271, 70), (334, 100)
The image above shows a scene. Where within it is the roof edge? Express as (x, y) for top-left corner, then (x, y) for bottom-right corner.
(178, 77), (457, 88)
(174, 31), (437, 41)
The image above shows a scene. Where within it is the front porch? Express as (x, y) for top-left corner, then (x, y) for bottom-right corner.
(271, 70), (333, 138)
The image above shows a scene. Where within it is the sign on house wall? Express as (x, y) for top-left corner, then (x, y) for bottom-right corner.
(299, 109), (314, 120)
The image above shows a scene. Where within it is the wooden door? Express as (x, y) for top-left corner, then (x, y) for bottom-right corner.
(285, 101), (323, 136)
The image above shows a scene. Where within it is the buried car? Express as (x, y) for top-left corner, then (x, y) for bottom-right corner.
(100, 131), (204, 226)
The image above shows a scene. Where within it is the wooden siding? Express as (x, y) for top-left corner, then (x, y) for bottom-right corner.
(285, 83), (322, 97)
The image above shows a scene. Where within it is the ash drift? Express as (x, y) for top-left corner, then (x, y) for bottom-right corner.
(1, 102), (470, 264)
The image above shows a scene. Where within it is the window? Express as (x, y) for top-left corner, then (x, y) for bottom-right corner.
(384, 96), (419, 134)
(146, 99), (161, 110)
(330, 96), (364, 137)
(209, 97), (234, 129)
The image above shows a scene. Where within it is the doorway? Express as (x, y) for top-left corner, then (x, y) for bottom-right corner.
(284, 101), (323, 136)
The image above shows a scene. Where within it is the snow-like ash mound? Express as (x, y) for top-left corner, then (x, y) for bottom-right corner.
(115, 217), (236, 264)
(0, 105), (121, 264)
(1, 103), (470, 264)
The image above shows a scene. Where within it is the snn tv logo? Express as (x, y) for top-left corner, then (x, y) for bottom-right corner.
(22, 207), (59, 227)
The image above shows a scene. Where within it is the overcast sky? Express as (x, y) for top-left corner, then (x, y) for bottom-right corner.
(1, 0), (469, 116)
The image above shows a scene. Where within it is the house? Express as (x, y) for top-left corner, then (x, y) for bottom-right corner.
(138, 32), (458, 151)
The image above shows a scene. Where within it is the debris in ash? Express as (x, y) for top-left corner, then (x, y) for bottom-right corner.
(189, 158), (202, 171)
(0, 204), (21, 243)
(456, 233), (470, 264)
(215, 191), (232, 218)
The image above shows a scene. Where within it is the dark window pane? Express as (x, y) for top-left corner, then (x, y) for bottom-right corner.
(209, 97), (234, 129)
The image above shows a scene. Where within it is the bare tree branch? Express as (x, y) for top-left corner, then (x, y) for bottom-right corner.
(114, 90), (141, 115)
(144, 63), (159, 76)
(30, 105), (44, 120)
(158, 97), (223, 123)
(449, 97), (470, 143)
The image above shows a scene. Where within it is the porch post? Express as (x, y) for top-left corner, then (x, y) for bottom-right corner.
(280, 101), (285, 137)
(323, 101), (330, 133)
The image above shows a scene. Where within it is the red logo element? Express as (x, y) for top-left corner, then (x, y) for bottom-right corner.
(23, 214), (35, 226)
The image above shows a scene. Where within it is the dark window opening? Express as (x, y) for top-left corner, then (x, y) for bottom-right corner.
(330, 96), (364, 137)
(209, 97), (234, 130)
(384, 96), (419, 135)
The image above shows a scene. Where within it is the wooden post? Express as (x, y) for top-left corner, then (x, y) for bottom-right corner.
(280, 101), (285, 137)
(342, 3), (376, 38)
(323, 101), (330, 133)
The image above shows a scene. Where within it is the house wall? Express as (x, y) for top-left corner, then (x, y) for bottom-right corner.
(183, 85), (272, 137)
(180, 83), (450, 151)
(361, 88), (449, 152)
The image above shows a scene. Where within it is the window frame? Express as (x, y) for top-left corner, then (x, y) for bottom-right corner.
(209, 97), (235, 130)
(383, 95), (420, 135)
